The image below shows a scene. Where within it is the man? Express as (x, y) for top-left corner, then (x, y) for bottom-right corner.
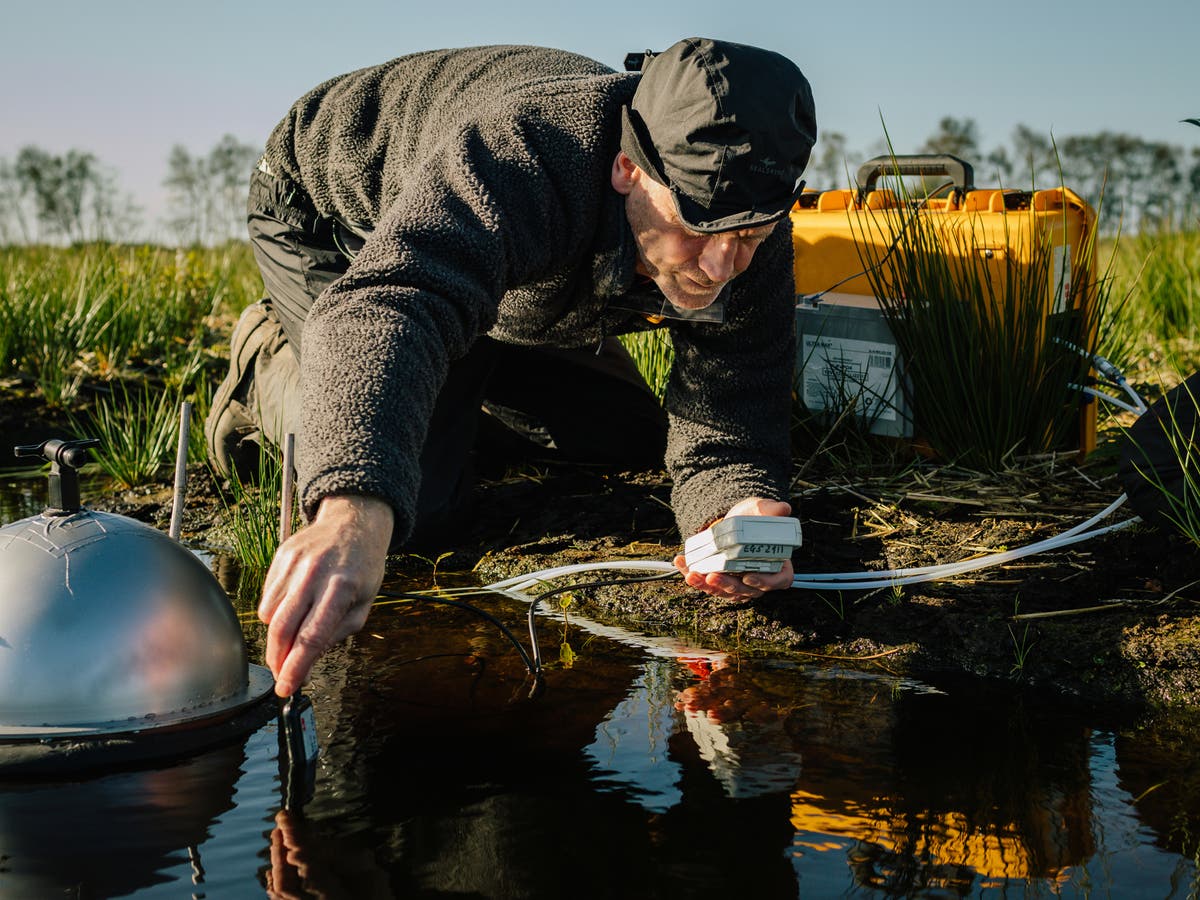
(206, 37), (817, 697)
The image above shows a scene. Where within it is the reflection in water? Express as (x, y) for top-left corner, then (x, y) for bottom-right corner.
(259, 593), (1200, 898)
(0, 733), (273, 897)
(1115, 714), (1200, 863)
(0, 520), (1198, 897)
(0, 469), (45, 525)
(586, 657), (806, 811)
(581, 651), (1101, 894)
(787, 682), (1096, 894)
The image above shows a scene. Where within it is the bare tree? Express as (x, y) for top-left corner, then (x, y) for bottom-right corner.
(808, 130), (851, 190)
(0, 146), (138, 243)
(1056, 132), (1184, 231)
(1009, 125), (1056, 183)
(163, 145), (210, 244)
(209, 134), (257, 238)
(919, 116), (981, 160)
(0, 157), (33, 243)
(164, 134), (257, 245)
(983, 145), (1014, 184)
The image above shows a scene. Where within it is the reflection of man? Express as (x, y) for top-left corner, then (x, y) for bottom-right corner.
(205, 38), (817, 696)
(677, 662), (806, 799)
(265, 809), (391, 899)
(586, 657), (804, 810)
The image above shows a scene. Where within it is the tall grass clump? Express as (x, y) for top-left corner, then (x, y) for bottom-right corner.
(619, 329), (673, 400)
(1121, 374), (1200, 547)
(0, 242), (258, 405)
(856, 187), (1112, 468)
(68, 380), (182, 488)
(1115, 225), (1200, 342)
(217, 439), (296, 571)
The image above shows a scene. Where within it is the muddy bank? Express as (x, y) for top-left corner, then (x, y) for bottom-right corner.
(466, 463), (1200, 713)
(19, 447), (1200, 714)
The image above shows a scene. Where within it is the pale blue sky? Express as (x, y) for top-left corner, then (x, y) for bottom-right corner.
(2, 0), (1196, 237)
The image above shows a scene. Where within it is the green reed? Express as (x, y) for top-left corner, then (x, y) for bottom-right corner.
(0, 242), (259, 405)
(1122, 375), (1200, 547)
(68, 380), (182, 488)
(856, 194), (1112, 468)
(619, 329), (673, 400)
(1114, 225), (1200, 341)
(216, 435), (299, 571)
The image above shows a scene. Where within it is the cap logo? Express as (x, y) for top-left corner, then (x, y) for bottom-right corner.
(749, 157), (785, 177)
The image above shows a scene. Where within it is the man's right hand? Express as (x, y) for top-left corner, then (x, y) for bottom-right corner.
(258, 494), (394, 697)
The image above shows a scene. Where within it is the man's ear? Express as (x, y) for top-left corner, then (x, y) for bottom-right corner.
(611, 151), (638, 196)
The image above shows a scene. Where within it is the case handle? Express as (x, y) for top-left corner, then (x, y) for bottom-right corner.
(855, 154), (975, 197)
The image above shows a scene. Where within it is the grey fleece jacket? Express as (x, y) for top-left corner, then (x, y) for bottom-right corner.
(263, 45), (796, 541)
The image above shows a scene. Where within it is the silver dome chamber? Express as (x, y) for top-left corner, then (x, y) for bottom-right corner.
(0, 438), (276, 772)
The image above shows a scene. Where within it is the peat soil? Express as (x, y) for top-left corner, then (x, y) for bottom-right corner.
(5, 366), (1198, 714)
(467, 460), (1200, 713)
(49, 444), (1200, 716)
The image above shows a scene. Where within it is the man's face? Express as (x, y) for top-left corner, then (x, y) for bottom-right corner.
(613, 154), (775, 311)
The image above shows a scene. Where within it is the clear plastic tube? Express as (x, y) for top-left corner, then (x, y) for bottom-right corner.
(1056, 339), (1150, 415)
(1077, 386), (1143, 416)
(485, 560), (677, 593)
(791, 518), (1137, 590)
(794, 494), (1130, 583)
(481, 498), (1138, 596)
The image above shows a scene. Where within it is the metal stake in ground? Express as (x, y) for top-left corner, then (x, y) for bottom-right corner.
(168, 400), (192, 541)
(280, 433), (295, 543)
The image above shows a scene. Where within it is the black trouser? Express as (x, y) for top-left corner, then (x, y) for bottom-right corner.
(245, 167), (668, 546)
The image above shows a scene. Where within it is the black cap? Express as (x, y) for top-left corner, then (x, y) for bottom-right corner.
(620, 37), (816, 233)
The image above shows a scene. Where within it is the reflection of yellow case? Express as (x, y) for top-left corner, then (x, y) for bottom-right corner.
(789, 155), (1098, 457)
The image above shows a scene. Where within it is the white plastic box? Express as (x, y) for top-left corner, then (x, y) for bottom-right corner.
(684, 516), (803, 575)
(795, 292), (914, 439)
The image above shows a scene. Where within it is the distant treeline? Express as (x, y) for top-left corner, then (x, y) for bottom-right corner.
(0, 135), (257, 246)
(1, 118), (1197, 245)
(809, 117), (1200, 234)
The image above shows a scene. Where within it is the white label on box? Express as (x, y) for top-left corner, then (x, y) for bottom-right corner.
(299, 703), (320, 761)
(1052, 243), (1072, 314)
(801, 334), (900, 422)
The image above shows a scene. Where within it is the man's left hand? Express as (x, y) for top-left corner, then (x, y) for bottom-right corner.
(673, 497), (795, 600)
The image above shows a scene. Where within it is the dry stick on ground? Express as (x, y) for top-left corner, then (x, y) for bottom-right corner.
(1156, 578), (1200, 606)
(790, 646), (909, 662)
(902, 492), (987, 506)
(1012, 600), (1146, 621)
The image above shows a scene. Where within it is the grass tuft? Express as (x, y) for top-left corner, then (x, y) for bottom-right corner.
(0, 242), (259, 405)
(216, 437), (298, 571)
(68, 380), (182, 488)
(1119, 225), (1200, 342)
(1123, 375), (1200, 547)
(855, 184), (1112, 467)
(619, 329), (673, 400)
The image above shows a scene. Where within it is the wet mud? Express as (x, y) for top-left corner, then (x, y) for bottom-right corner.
(16, 426), (1200, 714)
(466, 464), (1200, 713)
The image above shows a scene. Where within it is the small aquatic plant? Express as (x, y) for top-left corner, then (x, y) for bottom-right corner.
(68, 380), (181, 488)
(1008, 598), (1036, 678)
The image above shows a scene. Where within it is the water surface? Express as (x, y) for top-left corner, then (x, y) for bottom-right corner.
(1, 480), (1198, 897)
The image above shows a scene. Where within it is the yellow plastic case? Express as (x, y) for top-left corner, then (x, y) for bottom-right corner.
(789, 154), (1098, 456)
